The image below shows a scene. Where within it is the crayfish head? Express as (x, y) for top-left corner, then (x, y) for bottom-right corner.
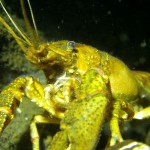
(25, 40), (78, 82)
(26, 40), (76, 69)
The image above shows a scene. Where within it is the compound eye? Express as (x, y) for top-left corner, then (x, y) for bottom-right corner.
(67, 41), (76, 50)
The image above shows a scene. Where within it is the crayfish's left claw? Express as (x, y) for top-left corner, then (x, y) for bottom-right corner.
(107, 140), (150, 150)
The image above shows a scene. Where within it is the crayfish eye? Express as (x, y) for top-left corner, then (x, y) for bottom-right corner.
(67, 41), (76, 50)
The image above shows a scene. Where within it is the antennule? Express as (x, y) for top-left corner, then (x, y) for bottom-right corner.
(20, 0), (40, 48)
(27, 0), (39, 38)
(0, 16), (28, 53)
(0, 0), (31, 45)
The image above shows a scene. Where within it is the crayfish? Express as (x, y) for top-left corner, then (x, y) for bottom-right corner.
(0, 0), (150, 150)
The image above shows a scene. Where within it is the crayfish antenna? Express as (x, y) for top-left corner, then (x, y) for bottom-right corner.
(0, 0), (41, 54)
(20, 0), (40, 48)
(0, 16), (30, 53)
(0, 0), (31, 52)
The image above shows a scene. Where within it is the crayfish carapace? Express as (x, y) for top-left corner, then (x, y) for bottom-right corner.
(0, 0), (150, 149)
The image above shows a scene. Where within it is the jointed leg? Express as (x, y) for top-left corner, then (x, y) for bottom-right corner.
(30, 115), (60, 150)
(109, 100), (123, 146)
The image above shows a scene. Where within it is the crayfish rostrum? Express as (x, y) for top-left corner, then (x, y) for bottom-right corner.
(0, 0), (150, 150)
